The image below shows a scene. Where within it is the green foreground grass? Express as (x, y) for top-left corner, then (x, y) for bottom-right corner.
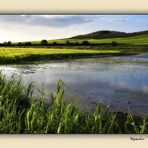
(0, 72), (148, 134)
(0, 47), (146, 64)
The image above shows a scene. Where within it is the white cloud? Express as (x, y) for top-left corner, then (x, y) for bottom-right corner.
(0, 15), (148, 42)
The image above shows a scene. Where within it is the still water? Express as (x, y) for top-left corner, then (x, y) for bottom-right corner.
(0, 54), (148, 116)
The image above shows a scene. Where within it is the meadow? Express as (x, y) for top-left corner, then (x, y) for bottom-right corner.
(0, 72), (148, 134)
(30, 34), (148, 45)
(0, 47), (127, 64)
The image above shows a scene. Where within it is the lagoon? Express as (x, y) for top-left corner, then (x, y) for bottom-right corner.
(0, 54), (148, 116)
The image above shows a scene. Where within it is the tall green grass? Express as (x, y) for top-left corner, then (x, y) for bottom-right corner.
(0, 72), (148, 134)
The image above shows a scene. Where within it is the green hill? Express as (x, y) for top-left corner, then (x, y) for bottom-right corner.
(71, 30), (148, 39)
(46, 30), (148, 45)
(10, 30), (148, 45)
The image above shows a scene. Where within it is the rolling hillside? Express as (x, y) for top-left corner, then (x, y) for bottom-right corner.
(71, 30), (148, 39)
(47, 33), (148, 45)
(8, 30), (148, 45)
(46, 30), (148, 45)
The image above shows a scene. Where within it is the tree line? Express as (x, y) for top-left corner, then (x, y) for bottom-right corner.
(0, 40), (118, 47)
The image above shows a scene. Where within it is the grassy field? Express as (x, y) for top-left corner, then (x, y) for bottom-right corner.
(11, 33), (148, 45)
(0, 71), (148, 134)
(0, 46), (148, 64)
(0, 47), (120, 57)
(28, 34), (148, 45)
(0, 47), (131, 64)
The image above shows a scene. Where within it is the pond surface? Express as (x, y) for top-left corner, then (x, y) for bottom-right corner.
(0, 54), (148, 116)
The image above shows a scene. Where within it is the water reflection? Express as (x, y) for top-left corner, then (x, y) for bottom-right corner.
(0, 54), (148, 116)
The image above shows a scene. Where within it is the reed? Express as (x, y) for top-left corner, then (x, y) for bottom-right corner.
(0, 72), (148, 134)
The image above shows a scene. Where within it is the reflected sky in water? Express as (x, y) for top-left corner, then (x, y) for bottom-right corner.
(0, 54), (148, 116)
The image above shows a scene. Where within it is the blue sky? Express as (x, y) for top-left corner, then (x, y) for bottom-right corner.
(0, 15), (148, 42)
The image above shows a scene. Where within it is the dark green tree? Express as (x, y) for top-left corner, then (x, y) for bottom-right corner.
(7, 41), (12, 46)
(82, 41), (90, 45)
(112, 41), (117, 46)
(17, 42), (22, 46)
(25, 42), (32, 46)
(41, 39), (48, 46)
(53, 42), (57, 46)
(66, 41), (70, 46)
(3, 41), (12, 46)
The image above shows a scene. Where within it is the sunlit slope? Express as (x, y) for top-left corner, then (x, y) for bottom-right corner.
(46, 34), (148, 45)
(13, 30), (148, 45)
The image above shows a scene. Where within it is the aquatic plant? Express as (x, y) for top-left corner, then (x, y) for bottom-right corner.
(0, 72), (148, 134)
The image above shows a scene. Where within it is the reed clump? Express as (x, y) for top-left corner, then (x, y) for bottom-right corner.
(0, 72), (148, 134)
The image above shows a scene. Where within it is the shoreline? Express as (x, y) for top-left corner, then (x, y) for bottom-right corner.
(0, 52), (138, 65)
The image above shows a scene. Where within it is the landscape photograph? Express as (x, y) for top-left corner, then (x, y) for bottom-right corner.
(0, 14), (148, 134)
